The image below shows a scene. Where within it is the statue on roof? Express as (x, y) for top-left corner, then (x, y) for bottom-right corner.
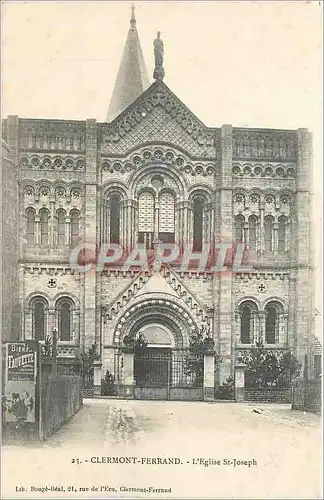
(153, 31), (165, 81)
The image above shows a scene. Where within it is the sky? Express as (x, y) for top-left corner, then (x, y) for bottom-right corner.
(1, 1), (322, 333)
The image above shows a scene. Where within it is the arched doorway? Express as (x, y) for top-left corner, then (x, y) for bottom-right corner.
(133, 323), (174, 399)
(114, 299), (205, 400)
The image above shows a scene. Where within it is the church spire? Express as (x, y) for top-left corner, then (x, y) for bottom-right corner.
(106, 4), (150, 122)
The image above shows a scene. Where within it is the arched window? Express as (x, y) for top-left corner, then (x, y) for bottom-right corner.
(109, 195), (120, 244)
(264, 215), (274, 252)
(40, 208), (49, 246)
(70, 209), (80, 247)
(57, 209), (66, 246)
(278, 215), (286, 254)
(26, 208), (35, 246)
(138, 192), (154, 249)
(159, 192), (175, 243)
(265, 301), (282, 344)
(248, 215), (257, 251)
(31, 297), (48, 340)
(56, 297), (74, 341)
(239, 302), (256, 344)
(193, 198), (204, 251)
(235, 215), (244, 243)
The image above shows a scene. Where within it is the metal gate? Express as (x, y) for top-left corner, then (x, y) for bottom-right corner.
(134, 348), (203, 401)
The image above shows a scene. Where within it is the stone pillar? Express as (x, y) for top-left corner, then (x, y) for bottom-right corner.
(293, 129), (313, 373)
(122, 349), (135, 399)
(243, 222), (249, 245)
(154, 203), (159, 241)
(84, 119), (98, 351)
(273, 222), (278, 255)
(216, 125), (234, 383)
(235, 362), (246, 402)
(259, 204), (265, 254)
(204, 353), (215, 401)
(259, 312), (266, 343)
(65, 216), (71, 246)
(93, 360), (102, 396)
(35, 215), (40, 247)
(48, 308), (56, 339)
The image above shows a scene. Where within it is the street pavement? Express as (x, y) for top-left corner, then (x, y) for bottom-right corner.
(2, 399), (322, 499)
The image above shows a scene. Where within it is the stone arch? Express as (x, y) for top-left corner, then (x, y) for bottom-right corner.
(53, 292), (79, 309)
(237, 296), (261, 310)
(25, 291), (51, 309)
(128, 162), (188, 199)
(113, 297), (200, 348)
(101, 181), (128, 200)
(35, 180), (53, 196)
(261, 296), (286, 313)
(188, 185), (213, 204)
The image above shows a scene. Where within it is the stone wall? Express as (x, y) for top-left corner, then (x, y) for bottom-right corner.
(1, 138), (20, 341)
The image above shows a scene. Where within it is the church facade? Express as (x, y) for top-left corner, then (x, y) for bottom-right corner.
(1, 9), (315, 397)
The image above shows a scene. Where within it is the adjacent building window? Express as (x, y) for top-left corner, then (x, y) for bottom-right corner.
(240, 302), (255, 344)
(32, 297), (48, 340)
(70, 209), (80, 247)
(40, 208), (49, 246)
(265, 301), (282, 344)
(264, 215), (274, 252)
(278, 215), (286, 254)
(57, 209), (66, 246)
(109, 195), (121, 244)
(193, 198), (204, 251)
(159, 192), (175, 244)
(56, 297), (74, 341)
(235, 215), (244, 243)
(26, 208), (36, 246)
(138, 191), (154, 249)
(248, 215), (257, 251)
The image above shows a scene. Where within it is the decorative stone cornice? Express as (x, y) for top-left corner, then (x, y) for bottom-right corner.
(101, 146), (216, 177)
(19, 119), (86, 153)
(234, 272), (289, 281)
(232, 128), (297, 161)
(232, 161), (296, 179)
(23, 265), (78, 276)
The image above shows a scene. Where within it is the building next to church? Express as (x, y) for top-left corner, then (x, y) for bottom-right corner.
(1, 8), (319, 398)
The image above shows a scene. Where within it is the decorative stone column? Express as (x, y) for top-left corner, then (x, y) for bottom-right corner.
(65, 216), (71, 246)
(203, 337), (215, 401)
(121, 348), (135, 399)
(259, 203), (265, 254)
(235, 360), (246, 402)
(258, 311), (266, 343)
(273, 222), (279, 255)
(35, 215), (40, 247)
(93, 360), (102, 396)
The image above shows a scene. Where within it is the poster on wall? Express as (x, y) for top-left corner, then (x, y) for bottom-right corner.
(3, 341), (38, 423)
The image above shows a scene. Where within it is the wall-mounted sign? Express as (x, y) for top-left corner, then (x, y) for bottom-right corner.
(4, 341), (38, 423)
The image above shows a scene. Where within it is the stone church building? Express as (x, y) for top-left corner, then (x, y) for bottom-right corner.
(1, 8), (316, 398)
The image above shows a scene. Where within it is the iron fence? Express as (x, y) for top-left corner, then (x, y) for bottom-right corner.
(134, 348), (203, 388)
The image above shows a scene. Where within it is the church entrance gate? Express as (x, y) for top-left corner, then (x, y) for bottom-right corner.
(133, 347), (203, 401)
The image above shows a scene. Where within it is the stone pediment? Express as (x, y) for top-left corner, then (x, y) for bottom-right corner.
(99, 81), (219, 159)
(103, 265), (212, 327)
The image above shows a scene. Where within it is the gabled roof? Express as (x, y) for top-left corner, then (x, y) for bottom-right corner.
(106, 6), (150, 122)
(101, 80), (219, 158)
